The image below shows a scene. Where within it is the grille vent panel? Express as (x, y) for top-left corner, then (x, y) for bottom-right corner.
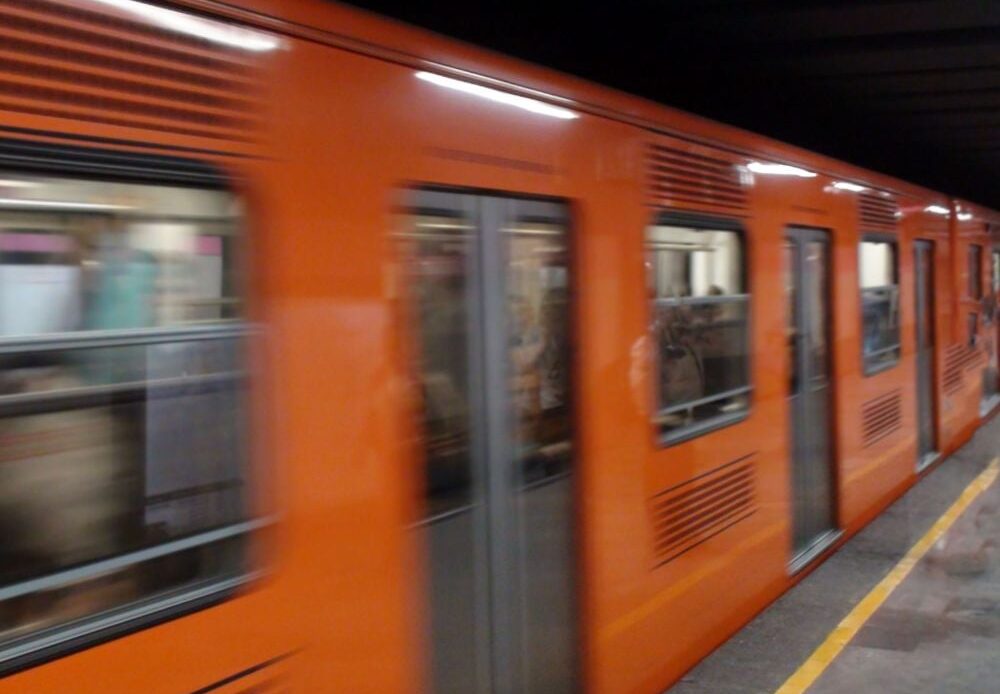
(944, 345), (964, 395)
(965, 351), (984, 372)
(0, 0), (265, 143)
(943, 344), (982, 395)
(859, 191), (899, 231)
(650, 455), (756, 567)
(861, 389), (903, 448)
(648, 143), (748, 213)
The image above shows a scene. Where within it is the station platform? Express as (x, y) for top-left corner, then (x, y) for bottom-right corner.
(668, 415), (1000, 694)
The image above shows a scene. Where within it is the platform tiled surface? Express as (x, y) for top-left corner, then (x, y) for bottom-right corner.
(667, 416), (1000, 694)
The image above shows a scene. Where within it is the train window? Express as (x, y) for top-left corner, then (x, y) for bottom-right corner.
(969, 312), (979, 347)
(993, 250), (1000, 295)
(969, 244), (983, 299)
(646, 217), (750, 444)
(860, 238), (901, 374)
(0, 170), (254, 663)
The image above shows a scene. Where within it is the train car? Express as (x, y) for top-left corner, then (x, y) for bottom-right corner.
(0, 0), (996, 692)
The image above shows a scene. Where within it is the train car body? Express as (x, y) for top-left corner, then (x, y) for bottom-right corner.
(0, 1), (996, 692)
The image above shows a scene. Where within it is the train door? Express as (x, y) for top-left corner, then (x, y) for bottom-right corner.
(914, 240), (939, 468)
(401, 190), (576, 694)
(785, 228), (838, 570)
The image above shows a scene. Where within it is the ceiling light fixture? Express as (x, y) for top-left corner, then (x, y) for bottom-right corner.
(87, 0), (283, 52)
(924, 205), (950, 216)
(832, 181), (867, 192)
(746, 161), (816, 178)
(416, 71), (578, 120)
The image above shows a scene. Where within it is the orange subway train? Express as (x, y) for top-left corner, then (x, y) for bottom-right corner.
(0, 1), (996, 692)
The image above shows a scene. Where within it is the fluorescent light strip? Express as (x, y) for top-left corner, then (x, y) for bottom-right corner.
(747, 161), (816, 178)
(925, 205), (950, 216)
(958, 212), (974, 221)
(87, 0), (282, 52)
(416, 71), (578, 120)
(832, 181), (867, 192)
(0, 198), (132, 211)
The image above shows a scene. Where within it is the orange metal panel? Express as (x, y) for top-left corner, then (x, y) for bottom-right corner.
(0, 1), (995, 693)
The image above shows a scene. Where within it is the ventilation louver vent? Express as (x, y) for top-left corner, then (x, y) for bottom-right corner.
(650, 455), (755, 567)
(648, 143), (747, 212)
(861, 389), (903, 448)
(966, 350), (984, 371)
(944, 345), (964, 395)
(859, 191), (899, 231)
(0, 0), (264, 142)
(964, 346), (983, 372)
(943, 344), (981, 395)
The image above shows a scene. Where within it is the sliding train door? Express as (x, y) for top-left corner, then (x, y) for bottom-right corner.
(914, 240), (939, 468)
(785, 228), (838, 571)
(400, 190), (576, 694)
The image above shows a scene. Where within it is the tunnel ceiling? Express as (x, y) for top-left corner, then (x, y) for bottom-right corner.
(343, 0), (1000, 209)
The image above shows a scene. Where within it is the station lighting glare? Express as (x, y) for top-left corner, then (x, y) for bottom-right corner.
(832, 181), (867, 192)
(0, 179), (35, 188)
(415, 71), (579, 120)
(958, 212), (974, 221)
(746, 161), (817, 178)
(924, 205), (950, 216)
(0, 198), (133, 211)
(87, 0), (283, 51)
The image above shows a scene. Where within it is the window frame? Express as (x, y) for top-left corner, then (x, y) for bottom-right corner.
(0, 139), (261, 674)
(859, 232), (902, 377)
(645, 211), (753, 447)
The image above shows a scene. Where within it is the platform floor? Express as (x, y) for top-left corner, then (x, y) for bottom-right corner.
(668, 415), (1000, 694)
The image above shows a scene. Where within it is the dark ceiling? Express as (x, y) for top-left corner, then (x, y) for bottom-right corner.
(344, 0), (1000, 208)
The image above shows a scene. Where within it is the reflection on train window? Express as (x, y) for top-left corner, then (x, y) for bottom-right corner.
(0, 172), (252, 655)
(969, 244), (983, 299)
(505, 218), (572, 485)
(784, 241), (799, 394)
(646, 220), (750, 443)
(398, 213), (474, 516)
(860, 238), (901, 374)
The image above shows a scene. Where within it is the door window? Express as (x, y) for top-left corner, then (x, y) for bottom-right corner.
(399, 211), (474, 517)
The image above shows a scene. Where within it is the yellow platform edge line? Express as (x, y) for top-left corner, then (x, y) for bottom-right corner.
(775, 456), (1000, 694)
